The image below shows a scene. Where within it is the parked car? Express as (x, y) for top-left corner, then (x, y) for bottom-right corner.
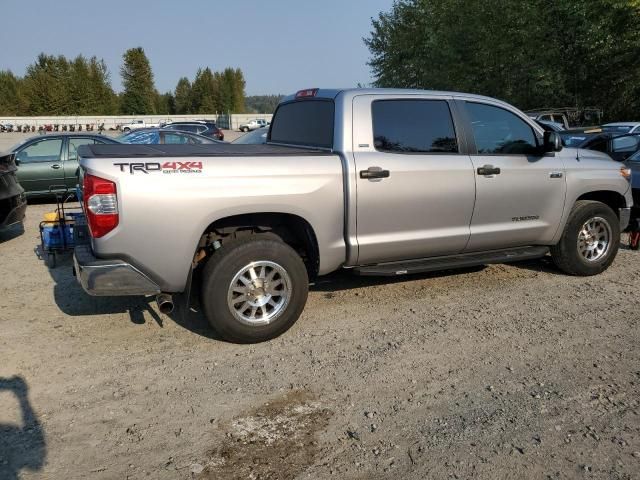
(239, 119), (269, 132)
(73, 88), (631, 343)
(163, 121), (224, 141)
(527, 111), (570, 129)
(120, 128), (221, 145)
(535, 120), (565, 132)
(601, 122), (640, 134)
(120, 120), (161, 134)
(0, 151), (27, 231)
(12, 133), (120, 196)
(577, 132), (640, 162)
(232, 127), (268, 144)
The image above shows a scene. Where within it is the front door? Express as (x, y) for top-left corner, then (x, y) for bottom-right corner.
(15, 138), (65, 195)
(353, 95), (476, 265)
(462, 101), (567, 251)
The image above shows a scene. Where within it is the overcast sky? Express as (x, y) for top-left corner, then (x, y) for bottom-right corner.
(0, 0), (394, 96)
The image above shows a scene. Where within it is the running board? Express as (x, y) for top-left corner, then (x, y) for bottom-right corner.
(354, 246), (550, 276)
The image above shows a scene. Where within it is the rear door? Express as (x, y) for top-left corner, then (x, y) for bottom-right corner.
(462, 101), (567, 251)
(353, 95), (476, 264)
(15, 138), (65, 194)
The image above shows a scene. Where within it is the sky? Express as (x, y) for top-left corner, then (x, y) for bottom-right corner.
(0, 0), (394, 96)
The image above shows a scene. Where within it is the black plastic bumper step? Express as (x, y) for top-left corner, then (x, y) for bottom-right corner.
(354, 246), (550, 276)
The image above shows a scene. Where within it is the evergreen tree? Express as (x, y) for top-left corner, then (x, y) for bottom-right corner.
(120, 47), (156, 115)
(191, 68), (219, 114)
(174, 77), (192, 114)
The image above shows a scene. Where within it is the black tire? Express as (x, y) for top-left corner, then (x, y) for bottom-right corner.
(123, 127), (130, 133)
(47, 252), (56, 269)
(550, 200), (620, 276)
(200, 235), (309, 343)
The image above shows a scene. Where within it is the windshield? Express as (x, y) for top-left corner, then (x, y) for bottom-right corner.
(560, 132), (592, 147)
(270, 99), (334, 149)
(602, 125), (633, 134)
(233, 128), (268, 145)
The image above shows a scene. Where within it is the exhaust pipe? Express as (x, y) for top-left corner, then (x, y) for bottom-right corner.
(156, 293), (174, 315)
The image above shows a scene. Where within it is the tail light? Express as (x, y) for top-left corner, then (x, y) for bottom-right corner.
(83, 173), (118, 238)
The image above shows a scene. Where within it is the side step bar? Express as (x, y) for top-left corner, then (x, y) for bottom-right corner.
(354, 246), (550, 277)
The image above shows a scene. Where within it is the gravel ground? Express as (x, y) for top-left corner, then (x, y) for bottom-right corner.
(1, 203), (640, 479)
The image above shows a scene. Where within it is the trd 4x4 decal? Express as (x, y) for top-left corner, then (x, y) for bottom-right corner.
(114, 162), (203, 174)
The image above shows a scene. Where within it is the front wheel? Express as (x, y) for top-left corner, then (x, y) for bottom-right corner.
(550, 200), (620, 276)
(200, 236), (309, 343)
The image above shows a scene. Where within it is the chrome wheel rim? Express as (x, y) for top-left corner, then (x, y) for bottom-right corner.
(227, 261), (291, 326)
(577, 216), (611, 262)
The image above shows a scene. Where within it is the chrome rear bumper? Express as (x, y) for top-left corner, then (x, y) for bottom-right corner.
(73, 244), (160, 296)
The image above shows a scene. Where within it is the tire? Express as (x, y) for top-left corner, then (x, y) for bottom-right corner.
(200, 235), (309, 343)
(47, 252), (56, 269)
(550, 200), (620, 276)
(123, 127), (131, 133)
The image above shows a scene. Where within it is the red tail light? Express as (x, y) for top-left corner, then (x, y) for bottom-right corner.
(83, 173), (119, 238)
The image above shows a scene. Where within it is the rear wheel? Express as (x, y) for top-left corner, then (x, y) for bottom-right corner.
(550, 200), (619, 276)
(200, 236), (309, 343)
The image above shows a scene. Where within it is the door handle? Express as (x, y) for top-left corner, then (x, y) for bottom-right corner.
(549, 171), (563, 178)
(360, 167), (390, 180)
(477, 165), (501, 176)
(51, 164), (61, 170)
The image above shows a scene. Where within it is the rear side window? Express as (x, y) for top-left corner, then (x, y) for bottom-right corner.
(466, 102), (538, 154)
(372, 100), (458, 153)
(270, 100), (334, 148)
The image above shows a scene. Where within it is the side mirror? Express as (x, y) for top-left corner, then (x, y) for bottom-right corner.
(543, 131), (563, 152)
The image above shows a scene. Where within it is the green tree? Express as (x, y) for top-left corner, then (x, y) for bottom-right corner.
(365, 0), (640, 121)
(120, 47), (156, 115)
(191, 67), (219, 113)
(174, 77), (192, 114)
(245, 95), (283, 114)
(0, 71), (25, 115)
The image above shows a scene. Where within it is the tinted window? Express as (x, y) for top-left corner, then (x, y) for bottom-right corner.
(270, 100), (334, 148)
(68, 138), (95, 161)
(163, 133), (189, 144)
(612, 135), (640, 153)
(17, 139), (63, 163)
(372, 100), (458, 153)
(467, 102), (538, 154)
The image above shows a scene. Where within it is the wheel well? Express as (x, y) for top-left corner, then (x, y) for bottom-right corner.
(576, 191), (626, 216)
(196, 213), (320, 277)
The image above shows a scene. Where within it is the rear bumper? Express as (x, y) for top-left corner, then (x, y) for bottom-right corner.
(73, 244), (161, 296)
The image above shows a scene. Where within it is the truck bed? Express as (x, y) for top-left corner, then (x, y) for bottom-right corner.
(79, 143), (334, 158)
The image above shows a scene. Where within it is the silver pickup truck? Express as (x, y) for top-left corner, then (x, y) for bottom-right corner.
(74, 88), (632, 343)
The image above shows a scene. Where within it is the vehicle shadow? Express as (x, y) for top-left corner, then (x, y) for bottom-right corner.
(44, 252), (165, 327)
(0, 222), (25, 244)
(0, 376), (46, 480)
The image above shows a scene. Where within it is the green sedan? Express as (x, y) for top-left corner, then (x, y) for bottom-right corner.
(11, 133), (119, 197)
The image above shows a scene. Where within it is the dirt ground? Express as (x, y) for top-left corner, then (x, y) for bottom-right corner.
(1, 202), (640, 480)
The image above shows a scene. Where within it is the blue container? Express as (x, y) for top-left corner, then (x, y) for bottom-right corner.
(42, 224), (74, 249)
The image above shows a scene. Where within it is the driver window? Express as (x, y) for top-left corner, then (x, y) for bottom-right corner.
(17, 139), (63, 163)
(466, 102), (538, 155)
